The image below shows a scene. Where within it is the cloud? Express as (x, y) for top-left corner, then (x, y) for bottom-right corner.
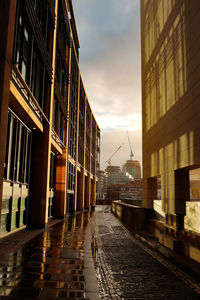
(73, 0), (142, 170)
(98, 113), (142, 132)
(74, 1), (141, 117)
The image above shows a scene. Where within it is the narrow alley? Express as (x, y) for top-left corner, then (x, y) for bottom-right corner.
(0, 206), (200, 300)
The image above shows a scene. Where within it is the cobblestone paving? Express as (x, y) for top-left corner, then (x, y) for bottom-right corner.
(93, 206), (200, 300)
(0, 211), (98, 300)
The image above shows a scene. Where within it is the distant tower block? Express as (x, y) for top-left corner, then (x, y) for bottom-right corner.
(123, 160), (141, 179)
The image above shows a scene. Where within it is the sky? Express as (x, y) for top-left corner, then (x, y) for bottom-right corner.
(73, 0), (142, 170)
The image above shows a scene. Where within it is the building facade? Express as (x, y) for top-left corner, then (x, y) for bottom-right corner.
(107, 180), (142, 206)
(96, 170), (107, 203)
(141, 0), (200, 261)
(105, 165), (133, 186)
(0, 0), (100, 235)
(120, 180), (143, 204)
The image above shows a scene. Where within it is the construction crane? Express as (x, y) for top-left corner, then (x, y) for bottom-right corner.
(105, 144), (123, 166)
(127, 131), (134, 160)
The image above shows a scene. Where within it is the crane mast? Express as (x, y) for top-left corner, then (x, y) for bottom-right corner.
(127, 131), (134, 160)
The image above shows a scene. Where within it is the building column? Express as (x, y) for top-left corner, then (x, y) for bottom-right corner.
(54, 149), (67, 218)
(90, 178), (96, 208)
(0, 1), (17, 222)
(162, 169), (189, 230)
(84, 175), (90, 209)
(165, 169), (189, 230)
(29, 123), (51, 228)
(142, 177), (157, 209)
(77, 169), (85, 211)
(75, 72), (81, 212)
(28, 0), (60, 227)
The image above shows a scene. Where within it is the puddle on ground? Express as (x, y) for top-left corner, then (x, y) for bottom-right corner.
(0, 211), (91, 299)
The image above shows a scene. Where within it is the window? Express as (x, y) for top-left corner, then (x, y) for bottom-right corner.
(52, 98), (65, 141)
(35, 0), (48, 39)
(67, 162), (75, 191)
(56, 48), (66, 97)
(32, 0), (51, 47)
(15, 15), (32, 84)
(57, 1), (69, 53)
(13, 1), (52, 113)
(31, 47), (46, 110)
(4, 110), (31, 185)
(68, 50), (78, 159)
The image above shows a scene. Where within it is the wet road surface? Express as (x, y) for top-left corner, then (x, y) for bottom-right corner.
(0, 206), (200, 299)
(0, 211), (98, 300)
(93, 206), (200, 299)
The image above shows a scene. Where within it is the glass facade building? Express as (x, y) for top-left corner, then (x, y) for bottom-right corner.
(0, 0), (100, 235)
(141, 0), (200, 262)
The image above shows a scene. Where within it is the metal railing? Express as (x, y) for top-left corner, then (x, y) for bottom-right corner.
(11, 65), (49, 125)
(51, 128), (66, 150)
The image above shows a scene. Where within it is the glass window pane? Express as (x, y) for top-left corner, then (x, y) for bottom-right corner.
(4, 112), (11, 179)
(16, 123), (22, 182)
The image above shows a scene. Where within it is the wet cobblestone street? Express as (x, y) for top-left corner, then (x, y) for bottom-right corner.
(93, 206), (200, 300)
(0, 206), (200, 299)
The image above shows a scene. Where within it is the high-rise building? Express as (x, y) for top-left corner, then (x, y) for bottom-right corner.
(141, 0), (200, 260)
(0, 0), (100, 235)
(122, 159), (141, 179)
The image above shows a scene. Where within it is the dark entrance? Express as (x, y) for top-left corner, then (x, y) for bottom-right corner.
(49, 152), (57, 218)
(67, 193), (74, 215)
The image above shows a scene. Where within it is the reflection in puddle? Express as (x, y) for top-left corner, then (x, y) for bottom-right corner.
(91, 233), (112, 299)
(0, 211), (90, 298)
